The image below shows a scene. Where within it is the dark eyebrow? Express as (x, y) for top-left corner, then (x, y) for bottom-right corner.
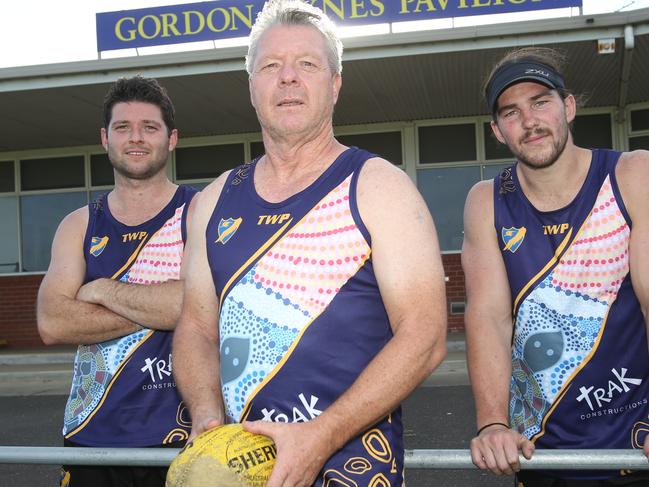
(111, 119), (162, 127)
(497, 89), (555, 116)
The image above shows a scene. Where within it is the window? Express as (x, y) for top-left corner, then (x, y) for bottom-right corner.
(336, 131), (403, 165)
(630, 108), (649, 132)
(417, 166), (481, 251)
(175, 144), (244, 181)
(251, 141), (264, 160)
(483, 123), (513, 161)
(629, 136), (649, 151)
(20, 192), (87, 272)
(482, 164), (511, 181)
(629, 108), (649, 152)
(572, 113), (612, 149)
(90, 153), (115, 186)
(0, 196), (19, 273)
(0, 161), (14, 193)
(21, 156), (84, 191)
(419, 124), (476, 164)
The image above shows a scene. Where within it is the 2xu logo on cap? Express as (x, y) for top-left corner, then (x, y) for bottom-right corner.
(524, 68), (550, 78)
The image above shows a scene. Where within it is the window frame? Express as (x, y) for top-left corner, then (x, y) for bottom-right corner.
(0, 110), (624, 272)
(626, 102), (649, 151)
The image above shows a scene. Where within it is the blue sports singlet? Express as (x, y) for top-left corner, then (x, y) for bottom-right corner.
(494, 149), (649, 479)
(206, 147), (404, 485)
(63, 185), (196, 447)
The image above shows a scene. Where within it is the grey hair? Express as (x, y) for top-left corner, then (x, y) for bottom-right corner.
(245, 0), (343, 76)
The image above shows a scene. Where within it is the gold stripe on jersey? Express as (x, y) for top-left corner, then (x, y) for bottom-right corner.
(530, 308), (612, 443)
(110, 233), (152, 280)
(219, 219), (293, 309)
(512, 228), (573, 315)
(238, 249), (372, 423)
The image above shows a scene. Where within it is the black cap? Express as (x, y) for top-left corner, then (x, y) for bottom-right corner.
(485, 58), (565, 114)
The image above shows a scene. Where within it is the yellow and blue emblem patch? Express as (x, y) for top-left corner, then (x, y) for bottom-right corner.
(89, 236), (109, 257)
(502, 226), (526, 253)
(216, 217), (242, 245)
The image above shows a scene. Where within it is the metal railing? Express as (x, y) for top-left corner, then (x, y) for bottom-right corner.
(0, 447), (647, 470)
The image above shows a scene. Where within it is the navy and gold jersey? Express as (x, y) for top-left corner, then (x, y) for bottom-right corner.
(63, 185), (196, 447)
(206, 148), (404, 485)
(494, 149), (648, 479)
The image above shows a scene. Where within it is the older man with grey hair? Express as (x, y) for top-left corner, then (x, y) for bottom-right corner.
(172, 1), (448, 485)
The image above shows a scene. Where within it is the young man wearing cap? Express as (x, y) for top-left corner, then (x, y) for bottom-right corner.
(463, 47), (649, 486)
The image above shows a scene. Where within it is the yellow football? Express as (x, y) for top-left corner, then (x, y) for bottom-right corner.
(166, 423), (276, 487)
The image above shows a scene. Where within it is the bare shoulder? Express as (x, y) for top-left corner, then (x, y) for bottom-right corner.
(464, 180), (495, 224)
(57, 206), (89, 239)
(615, 150), (649, 220)
(43, 206), (89, 281)
(193, 170), (233, 220)
(356, 157), (420, 214)
(466, 179), (494, 208)
(616, 149), (649, 181)
(357, 157), (413, 193)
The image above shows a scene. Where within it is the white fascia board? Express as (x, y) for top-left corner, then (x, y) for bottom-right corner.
(0, 47), (248, 93)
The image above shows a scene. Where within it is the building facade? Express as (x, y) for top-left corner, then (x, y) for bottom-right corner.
(1, 8), (648, 347)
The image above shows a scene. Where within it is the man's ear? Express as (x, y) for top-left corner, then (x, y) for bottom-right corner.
(100, 127), (108, 151)
(564, 94), (577, 125)
(491, 119), (506, 145)
(332, 73), (342, 105)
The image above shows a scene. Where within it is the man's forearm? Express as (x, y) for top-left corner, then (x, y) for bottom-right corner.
(80, 279), (183, 330)
(466, 315), (512, 428)
(173, 326), (225, 429)
(38, 295), (141, 345)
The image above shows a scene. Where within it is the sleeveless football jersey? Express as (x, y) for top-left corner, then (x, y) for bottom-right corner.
(494, 149), (649, 479)
(206, 148), (404, 485)
(63, 185), (196, 447)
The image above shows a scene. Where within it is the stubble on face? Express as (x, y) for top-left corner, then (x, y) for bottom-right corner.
(514, 122), (569, 171)
(103, 101), (173, 181)
(107, 142), (169, 180)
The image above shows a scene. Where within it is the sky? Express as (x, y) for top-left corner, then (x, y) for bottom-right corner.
(1, 0), (648, 69)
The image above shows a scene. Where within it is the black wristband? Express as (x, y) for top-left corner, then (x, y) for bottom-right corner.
(476, 422), (510, 436)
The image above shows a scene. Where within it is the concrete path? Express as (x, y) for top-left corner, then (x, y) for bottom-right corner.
(0, 333), (468, 396)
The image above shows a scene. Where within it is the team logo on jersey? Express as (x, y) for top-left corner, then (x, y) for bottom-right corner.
(216, 217), (243, 244)
(502, 226), (526, 253)
(89, 236), (109, 257)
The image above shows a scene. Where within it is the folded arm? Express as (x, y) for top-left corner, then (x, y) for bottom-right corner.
(74, 197), (197, 329)
(37, 208), (141, 345)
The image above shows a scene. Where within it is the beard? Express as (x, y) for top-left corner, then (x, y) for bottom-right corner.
(107, 145), (169, 180)
(512, 123), (569, 171)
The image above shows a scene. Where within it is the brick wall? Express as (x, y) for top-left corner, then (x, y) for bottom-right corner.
(0, 274), (45, 348)
(442, 253), (466, 332)
(0, 256), (468, 349)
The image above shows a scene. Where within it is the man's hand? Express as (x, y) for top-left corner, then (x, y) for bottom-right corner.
(76, 278), (106, 304)
(644, 434), (649, 460)
(244, 419), (336, 487)
(470, 425), (534, 475)
(188, 416), (223, 442)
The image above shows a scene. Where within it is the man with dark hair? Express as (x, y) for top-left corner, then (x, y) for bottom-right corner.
(463, 46), (649, 486)
(38, 76), (196, 487)
(172, 1), (448, 486)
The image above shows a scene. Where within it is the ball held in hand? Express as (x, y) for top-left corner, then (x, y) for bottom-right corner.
(166, 423), (276, 487)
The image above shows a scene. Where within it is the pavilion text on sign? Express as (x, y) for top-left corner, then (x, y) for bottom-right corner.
(96, 0), (583, 52)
